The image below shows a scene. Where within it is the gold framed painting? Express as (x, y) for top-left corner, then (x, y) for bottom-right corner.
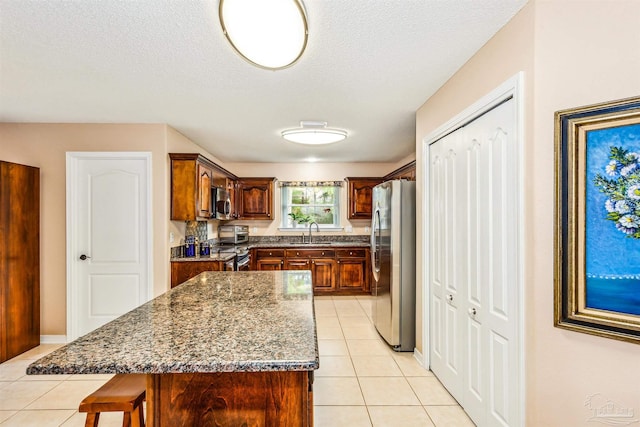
(555, 96), (640, 344)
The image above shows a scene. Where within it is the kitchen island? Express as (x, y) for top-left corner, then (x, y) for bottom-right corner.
(27, 271), (318, 426)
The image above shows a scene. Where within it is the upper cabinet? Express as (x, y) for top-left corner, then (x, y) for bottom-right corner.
(170, 153), (215, 221)
(384, 160), (416, 181)
(237, 178), (275, 220)
(345, 177), (383, 220)
(170, 153), (276, 222)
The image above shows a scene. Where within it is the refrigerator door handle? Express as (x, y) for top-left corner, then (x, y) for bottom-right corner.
(371, 207), (381, 283)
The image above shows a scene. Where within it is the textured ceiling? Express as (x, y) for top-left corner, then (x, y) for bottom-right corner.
(0, 0), (527, 163)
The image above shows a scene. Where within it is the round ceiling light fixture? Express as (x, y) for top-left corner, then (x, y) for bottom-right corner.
(282, 121), (348, 145)
(219, 0), (308, 70)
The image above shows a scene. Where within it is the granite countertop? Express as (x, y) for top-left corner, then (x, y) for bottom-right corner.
(27, 271), (318, 375)
(170, 252), (235, 262)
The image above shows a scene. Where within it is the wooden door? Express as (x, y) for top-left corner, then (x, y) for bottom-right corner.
(256, 258), (284, 270)
(67, 152), (152, 340)
(284, 258), (311, 271)
(171, 261), (223, 288)
(311, 259), (336, 291)
(336, 258), (366, 291)
(346, 178), (383, 219)
(237, 178), (274, 220)
(0, 161), (40, 362)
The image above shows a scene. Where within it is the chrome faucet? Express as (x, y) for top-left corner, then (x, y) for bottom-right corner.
(308, 221), (319, 244)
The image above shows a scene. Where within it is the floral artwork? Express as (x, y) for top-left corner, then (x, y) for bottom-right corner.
(555, 96), (640, 344)
(586, 125), (640, 316)
(594, 146), (640, 238)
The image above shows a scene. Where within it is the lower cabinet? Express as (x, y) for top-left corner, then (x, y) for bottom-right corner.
(254, 249), (284, 270)
(336, 249), (369, 293)
(311, 258), (336, 292)
(170, 260), (228, 288)
(253, 246), (369, 295)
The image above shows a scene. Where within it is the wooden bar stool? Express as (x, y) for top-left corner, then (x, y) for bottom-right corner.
(79, 373), (146, 427)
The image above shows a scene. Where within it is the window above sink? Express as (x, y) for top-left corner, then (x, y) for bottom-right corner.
(279, 181), (342, 230)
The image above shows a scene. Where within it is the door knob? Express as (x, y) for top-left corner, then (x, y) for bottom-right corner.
(79, 254), (91, 261)
(468, 307), (477, 316)
(446, 294), (453, 302)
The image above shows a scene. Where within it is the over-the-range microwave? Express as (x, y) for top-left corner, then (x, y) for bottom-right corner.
(211, 187), (231, 220)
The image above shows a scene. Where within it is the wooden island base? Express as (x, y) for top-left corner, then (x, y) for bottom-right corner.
(146, 371), (313, 427)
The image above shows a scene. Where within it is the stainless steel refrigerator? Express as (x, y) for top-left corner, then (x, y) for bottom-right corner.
(370, 180), (416, 351)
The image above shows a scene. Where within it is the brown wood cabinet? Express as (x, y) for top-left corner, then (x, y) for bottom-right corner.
(254, 249), (284, 270)
(253, 246), (369, 294)
(0, 161), (40, 362)
(148, 371), (313, 426)
(384, 160), (416, 181)
(237, 178), (275, 220)
(170, 260), (228, 288)
(169, 153), (215, 221)
(345, 177), (383, 220)
(336, 248), (369, 292)
(311, 258), (337, 292)
(169, 154), (277, 222)
(285, 248), (337, 292)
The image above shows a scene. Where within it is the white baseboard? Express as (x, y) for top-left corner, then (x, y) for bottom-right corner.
(413, 347), (424, 367)
(40, 335), (67, 344)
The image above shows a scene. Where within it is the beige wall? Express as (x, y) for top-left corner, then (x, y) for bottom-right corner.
(415, 0), (640, 425)
(0, 123), (216, 337)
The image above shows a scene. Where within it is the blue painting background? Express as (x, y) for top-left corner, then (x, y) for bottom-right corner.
(585, 123), (640, 315)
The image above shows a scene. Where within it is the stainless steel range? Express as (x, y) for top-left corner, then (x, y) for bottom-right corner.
(212, 243), (250, 271)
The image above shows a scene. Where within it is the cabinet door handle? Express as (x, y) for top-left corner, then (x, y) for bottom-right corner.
(281, 261), (284, 265)
(349, 252), (353, 255)
(321, 252), (325, 255)
(312, 260), (315, 264)
(269, 252), (272, 256)
(337, 260), (340, 264)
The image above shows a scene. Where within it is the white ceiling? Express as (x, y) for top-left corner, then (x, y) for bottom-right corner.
(0, 0), (527, 163)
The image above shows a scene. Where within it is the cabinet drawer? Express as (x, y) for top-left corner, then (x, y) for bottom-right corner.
(336, 248), (367, 258)
(256, 249), (285, 258)
(285, 249), (335, 258)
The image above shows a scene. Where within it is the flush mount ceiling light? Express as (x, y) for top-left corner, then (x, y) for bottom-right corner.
(282, 121), (348, 145)
(219, 0), (308, 70)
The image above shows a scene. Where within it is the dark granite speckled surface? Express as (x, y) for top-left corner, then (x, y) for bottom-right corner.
(27, 271), (318, 375)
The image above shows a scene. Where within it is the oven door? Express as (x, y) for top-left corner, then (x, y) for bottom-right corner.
(236, 254), (251, 271)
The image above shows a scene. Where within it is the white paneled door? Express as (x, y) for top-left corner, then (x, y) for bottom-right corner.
(66, 152), (152, 340)
(429, 96), (520, 426)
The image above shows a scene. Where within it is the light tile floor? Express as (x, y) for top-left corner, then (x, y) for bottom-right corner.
(313, 295), (474, 427)
(0, 295), (475, 426)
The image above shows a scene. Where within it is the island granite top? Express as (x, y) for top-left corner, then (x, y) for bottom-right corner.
(27, 271), (318, 375)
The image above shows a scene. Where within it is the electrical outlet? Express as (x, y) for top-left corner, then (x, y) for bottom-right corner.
(252, 227), (258, 233)
(364, 226), (370, 233)
(169, 232), (175, 243)
(345, 225), (353, 233)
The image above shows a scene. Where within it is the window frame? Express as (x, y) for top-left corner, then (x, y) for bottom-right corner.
(279, 183), (342, 230)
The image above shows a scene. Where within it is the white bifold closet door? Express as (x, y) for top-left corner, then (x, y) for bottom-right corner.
(429, 98), (519, 427)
